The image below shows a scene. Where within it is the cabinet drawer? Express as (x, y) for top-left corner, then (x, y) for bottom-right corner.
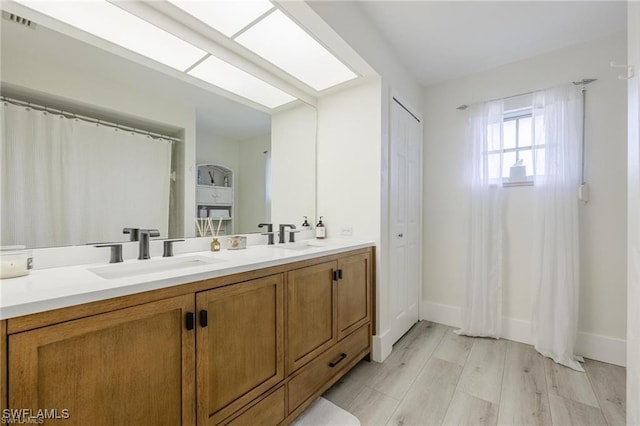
(197, 186), (233, 205)
(224, 386), (285, 426)
(288, 324), (369, 412)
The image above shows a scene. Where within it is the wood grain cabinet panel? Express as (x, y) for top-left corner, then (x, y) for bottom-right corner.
(337, 253), (371, 340)
(288, 324), (370, 412)
(286, 261), (337, 374)
(223, 386), (285, 426)
(1, 320), (6, 413)
(7, 295), (195, 426)
(197, 274), (284, 425)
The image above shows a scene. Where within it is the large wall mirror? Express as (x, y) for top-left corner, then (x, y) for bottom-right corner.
(0, 15), (317, 249)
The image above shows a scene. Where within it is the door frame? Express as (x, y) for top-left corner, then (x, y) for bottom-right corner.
(376, 86), (424, 361)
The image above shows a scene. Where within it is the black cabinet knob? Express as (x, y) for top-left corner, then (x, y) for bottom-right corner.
(200, 310), (208, 328)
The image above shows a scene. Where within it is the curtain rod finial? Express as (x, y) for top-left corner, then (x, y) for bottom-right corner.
(572, 78), (597, 86)
(456, 104), (468, 110)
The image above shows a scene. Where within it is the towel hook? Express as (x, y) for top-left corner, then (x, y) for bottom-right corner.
(610, 61), (635, 80)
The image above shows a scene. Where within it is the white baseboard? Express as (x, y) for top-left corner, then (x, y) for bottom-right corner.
(372, 328), (393, 362)
(576, 331), (627, 367)
(420, 301), (626, 367)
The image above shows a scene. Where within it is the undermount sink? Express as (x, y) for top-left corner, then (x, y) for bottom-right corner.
(89, 255), (224, 280)
(269, 241), (328, 251)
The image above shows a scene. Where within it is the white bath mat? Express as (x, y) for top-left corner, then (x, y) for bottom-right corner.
(291, 397), (360, 426)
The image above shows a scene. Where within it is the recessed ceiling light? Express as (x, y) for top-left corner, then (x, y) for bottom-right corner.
(188, 56), (296, 109)
(167, 0), (274, 38)
(13, 0), (207, 71)
(235, 9), (357, 91)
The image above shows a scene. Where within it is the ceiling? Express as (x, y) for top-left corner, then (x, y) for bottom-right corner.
(350, 1), (627, 86)
(2, 0), (626, 137)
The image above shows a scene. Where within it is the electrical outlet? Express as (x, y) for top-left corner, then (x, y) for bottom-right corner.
(341, 226), (353, 236)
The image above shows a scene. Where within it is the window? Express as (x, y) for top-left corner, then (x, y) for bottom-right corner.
(487, 108), (545, 182)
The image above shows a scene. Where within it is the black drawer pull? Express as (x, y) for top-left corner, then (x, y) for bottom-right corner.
(329, 353), (347, 368)
(186, 312), (195, 330)
(338, 269), (343, 280)
(200, 310), (208, 328)
(333, 270), (339, 281)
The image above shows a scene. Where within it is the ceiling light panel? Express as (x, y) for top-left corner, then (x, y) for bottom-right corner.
(167, 0), (274, 38)
(235, 9), (357, 91)
(13, 0), (207, 71)
(188, 56), (296, 109)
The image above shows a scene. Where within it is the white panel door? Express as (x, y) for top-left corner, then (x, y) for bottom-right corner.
(389, 98), (422, 345)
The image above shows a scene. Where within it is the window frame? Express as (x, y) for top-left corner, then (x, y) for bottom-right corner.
(486, 107), (544, 185)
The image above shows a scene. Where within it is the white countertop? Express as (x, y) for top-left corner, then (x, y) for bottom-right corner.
(0, 238), (373, 320)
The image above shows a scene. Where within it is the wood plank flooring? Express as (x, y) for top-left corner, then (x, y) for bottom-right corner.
(323, 321), (626, 426)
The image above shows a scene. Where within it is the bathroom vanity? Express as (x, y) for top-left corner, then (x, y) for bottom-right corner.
(0, 241), (373, 425)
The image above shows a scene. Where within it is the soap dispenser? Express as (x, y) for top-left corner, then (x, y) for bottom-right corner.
(302, 216), (311, 231)
(316, 216), (326, 239)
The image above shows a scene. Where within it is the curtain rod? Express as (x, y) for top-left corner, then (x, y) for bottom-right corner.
(0, 95), (181, 143)
(455, 78), (597, 111)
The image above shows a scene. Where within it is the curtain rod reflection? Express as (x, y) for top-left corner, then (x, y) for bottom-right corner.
(1, 95), (181, 143)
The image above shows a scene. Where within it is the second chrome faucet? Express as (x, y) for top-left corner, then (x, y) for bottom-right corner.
(258, 223), (298, 244)
(122, 227), (160, 260)
(279, 224), (297, 244)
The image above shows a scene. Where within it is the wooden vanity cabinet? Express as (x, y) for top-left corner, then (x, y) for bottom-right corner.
(196, 274), (284, 425)
(7, 294), (196, 426)
(284, 251), (372, 417)
(2, 247), (373, 426)
(1, 320), (7, 414)
(336, 252), (371, 340)
(286, 261), (337, 374)
(287, 252), (372, 373)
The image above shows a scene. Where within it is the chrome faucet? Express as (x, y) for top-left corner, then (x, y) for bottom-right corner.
(278, 224), (296, 244)
(123, 227), (140, 241)
(138, 229), (160, 260)
(258, 223), (274, 245)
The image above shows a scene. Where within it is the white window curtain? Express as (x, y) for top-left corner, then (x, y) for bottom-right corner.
(456, 100), (505, 338)
(531, 85), (584, 371)
(1, 102), (172, 248)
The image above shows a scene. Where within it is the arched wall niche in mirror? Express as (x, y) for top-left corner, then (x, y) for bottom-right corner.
(0, 14), (317, 249)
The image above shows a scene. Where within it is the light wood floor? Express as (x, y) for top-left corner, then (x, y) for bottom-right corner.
(323, 321), (626, 426)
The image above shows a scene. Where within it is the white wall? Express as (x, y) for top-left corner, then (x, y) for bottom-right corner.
(423, 33), (628, 364)
(271, 103), (317, 227)
(627, 2), (640, 422)
(197, 132), (241, 176)
(237, 135), (271, 233)
(1, 25), (197, 238)
(316, 78), (385, 357)
(307, 1), (422, 110)
(317, 79), (381, 240)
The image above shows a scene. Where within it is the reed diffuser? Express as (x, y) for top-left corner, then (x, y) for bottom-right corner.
(210, 217), (222, 252)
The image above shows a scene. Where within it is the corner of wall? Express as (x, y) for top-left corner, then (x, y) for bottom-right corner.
(372, 328), (393, 362)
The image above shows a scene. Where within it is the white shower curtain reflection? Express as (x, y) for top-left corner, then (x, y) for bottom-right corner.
(531, 85), (584, 371)
(1, 102), (172, 248)
(456, 100), (505, 339)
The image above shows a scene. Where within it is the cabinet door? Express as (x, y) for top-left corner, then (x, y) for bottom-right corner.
(286, 261), (337, 374)
(8, 294), (195, 426)
(197, 274), (283, 425)
(337, 252), (371, 340)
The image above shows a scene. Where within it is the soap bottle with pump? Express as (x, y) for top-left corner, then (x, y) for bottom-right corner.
(301, 216), (311, 231)
(316, 216), (326, 239)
